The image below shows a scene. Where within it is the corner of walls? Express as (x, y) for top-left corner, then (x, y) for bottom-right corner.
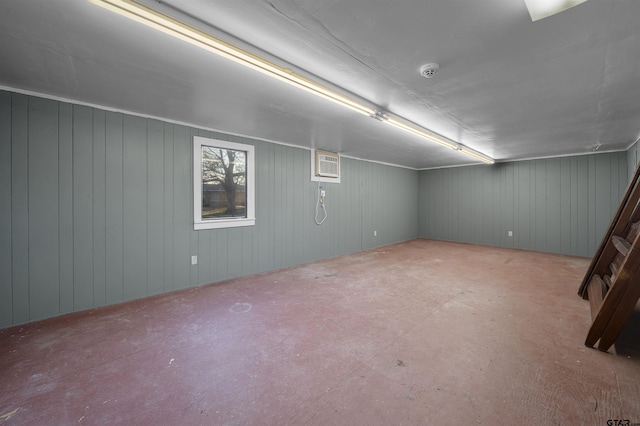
(418, 153), (628, 258)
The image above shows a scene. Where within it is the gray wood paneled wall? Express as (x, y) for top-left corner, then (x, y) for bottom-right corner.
(0, 90), (418, 328)
(419, 153), (628, 258)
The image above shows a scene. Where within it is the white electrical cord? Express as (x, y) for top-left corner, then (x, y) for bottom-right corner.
(314, 181), (327, 225)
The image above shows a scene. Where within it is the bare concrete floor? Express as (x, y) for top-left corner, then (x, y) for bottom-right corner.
(1, 239), (639, 425)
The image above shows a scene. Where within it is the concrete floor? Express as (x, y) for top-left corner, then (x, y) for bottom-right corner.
(1, 239), (639, 425)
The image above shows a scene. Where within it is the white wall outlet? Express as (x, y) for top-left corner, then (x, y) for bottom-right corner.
(508, 231), (513, 237)
(374, 230), (377, 236)
(191, 255), (198, 265)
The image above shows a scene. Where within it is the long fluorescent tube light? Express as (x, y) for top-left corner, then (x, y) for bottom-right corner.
(457, 146), (495, 164)
(88, 0), (376, 117)
(375, 114), (495, 164)
(88, 0), (495, 165)
(384, 116), (459, 151)
(524, 0), (588, 21)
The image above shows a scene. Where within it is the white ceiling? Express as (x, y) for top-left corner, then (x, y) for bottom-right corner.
(1, 0), (639, 168)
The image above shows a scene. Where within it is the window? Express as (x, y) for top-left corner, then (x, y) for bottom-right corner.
(194, 136), (255, 229)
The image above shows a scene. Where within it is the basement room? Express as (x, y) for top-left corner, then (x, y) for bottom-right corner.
(1, 0), (639, 424)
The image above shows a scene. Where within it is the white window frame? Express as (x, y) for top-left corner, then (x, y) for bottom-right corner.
(193, 136), (255, 230)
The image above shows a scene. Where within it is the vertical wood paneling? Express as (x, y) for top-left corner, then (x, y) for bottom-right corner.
(273, 144), (284, 268)
(344, 158), (362, 254)
(122, 115), (147, 299)
(534, 160), (547, 251)
(431, 170), (444, 240)
(419, 171), (429, 237)
(545, 158), (561, 254)
(28, 97), (60, 320)
(358, 163), (369, 250)
(241, 226), (254, 277)
(418, 172), (428, 237)
(5, 88), (637, 329)
(256, 141), (272, 272)
(419, 153), (629, 257)
(172, 125), (190, 290)
(492, 166), (503, 245)
(189, 130), (201, 288)
(0, 92), (12, 327)
(227, 228), (242, 279)
(196, 112), (210, 288)
(400, 167), (418, 243)
(197, 229), (211, 286)
(2, 90), (420, 328)
(105, 112), (124, 304)
(587, 155), (597, 254)
(576, 157), (589, 257)
(560, 158), (572, 254)
(58, 103), (74, 314)
(481, 167), (494, 244)
(460, 167), (472, 243)
(594, 155), (611, 255)
(73, 105), (94, 310)
(569, 157), (578, 255)
(11, 94), (30, 324)
(292, 148), (306, 264)
(504, 163), (515, 248)
(284, 146), (295, 265)
(163, 123), (174, 292)
(92, 109), (106, 307)
(147, 119), (165, 293)
(515, 162), (531, 250)
(215, 229), (229, 281)
(361, 163), (370, 248)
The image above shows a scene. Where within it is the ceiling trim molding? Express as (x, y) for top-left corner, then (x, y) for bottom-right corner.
(0, 84), (418, 171)
(6, 84), (628, 172)
(418, 149), (630, 171)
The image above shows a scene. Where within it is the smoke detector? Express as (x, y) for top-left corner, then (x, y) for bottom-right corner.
(420, 63), (440, 78)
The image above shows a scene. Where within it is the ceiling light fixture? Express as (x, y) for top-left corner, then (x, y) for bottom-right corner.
(371, 112), (494, 164)
(88, 0), (495, 165)
(87, 0), (375, 117)
(524, 0), (589, 21)
(457, 146), (495, 164)
(381, 114), (458, 151)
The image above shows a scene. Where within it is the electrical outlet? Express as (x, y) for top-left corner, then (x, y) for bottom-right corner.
(374, 230), (377, 236)
(508, 231), (513, 237)
(191, 255), (198, 265)
(320, 190), (326, 197)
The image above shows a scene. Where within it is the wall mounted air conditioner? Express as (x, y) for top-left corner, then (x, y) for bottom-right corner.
(314, 150), (340, 178)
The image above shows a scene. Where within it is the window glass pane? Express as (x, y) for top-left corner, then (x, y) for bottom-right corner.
(201, 146), (247, 220)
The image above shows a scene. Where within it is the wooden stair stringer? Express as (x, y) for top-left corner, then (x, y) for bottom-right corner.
(579, 163), (640, 299)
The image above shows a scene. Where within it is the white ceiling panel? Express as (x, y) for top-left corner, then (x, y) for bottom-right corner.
(1, 0), (638, 168)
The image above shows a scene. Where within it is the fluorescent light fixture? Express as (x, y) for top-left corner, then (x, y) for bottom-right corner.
(372, 113), (495, 164)
(88, 0), (495, 165)
(383, 116), (459, 151)
(457, 146), (495, 164)
(87, 0), (375, 117)
(524, 0), (589, 21)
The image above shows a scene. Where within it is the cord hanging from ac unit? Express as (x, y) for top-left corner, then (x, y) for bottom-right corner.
(314, 180), (327, 225)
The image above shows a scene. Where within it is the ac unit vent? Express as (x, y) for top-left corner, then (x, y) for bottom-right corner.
(315, 150), (340, 178)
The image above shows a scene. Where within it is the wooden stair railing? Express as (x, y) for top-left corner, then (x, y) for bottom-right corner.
(578, 162), (640, 352)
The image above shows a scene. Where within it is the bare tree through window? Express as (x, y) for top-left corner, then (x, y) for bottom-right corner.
(201, 146), (247, 219)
